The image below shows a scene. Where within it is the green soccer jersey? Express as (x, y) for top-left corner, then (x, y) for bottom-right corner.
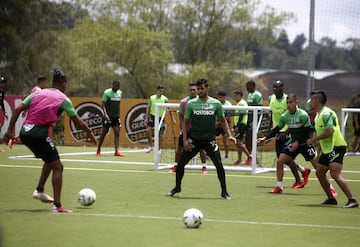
(185, 96), (224, 140)
(234, 99), (248, 126)
(148, 94), (169, 116)
(247, 90), (263, 106)
(277, 107), (311, 145)
(314, 106), (347, 154)
(269, 94), (288, 132)
(102, 88), (122, 117)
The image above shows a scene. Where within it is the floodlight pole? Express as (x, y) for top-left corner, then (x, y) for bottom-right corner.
(306, 0), (315, 98)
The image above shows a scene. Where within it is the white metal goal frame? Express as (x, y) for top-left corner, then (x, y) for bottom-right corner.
(153, 102), (273, 174)
(341, 108), (360, 154)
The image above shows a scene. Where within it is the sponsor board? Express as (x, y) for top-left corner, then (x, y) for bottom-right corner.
(70, 102), (104, 142)
(125, 103), (148, 143)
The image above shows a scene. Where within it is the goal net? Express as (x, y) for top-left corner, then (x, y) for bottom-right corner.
(152, 102), (277, 174)
(341, 108), (360, 155)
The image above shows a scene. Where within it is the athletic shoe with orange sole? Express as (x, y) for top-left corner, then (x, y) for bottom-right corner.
(269, 186), (283, 193)
(51, 206), (73, 213)
(201, 167), (208, 174)
(302, 168), (311, 185)
(289, 181), (305, 189)
(114, 151), (125, 157)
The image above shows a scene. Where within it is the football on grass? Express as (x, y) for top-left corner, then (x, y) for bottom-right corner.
(78, 188), (96, 206)
(183, 208), (203, 228)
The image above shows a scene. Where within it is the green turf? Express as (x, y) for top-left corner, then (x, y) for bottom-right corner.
(0, 145), (359, 247)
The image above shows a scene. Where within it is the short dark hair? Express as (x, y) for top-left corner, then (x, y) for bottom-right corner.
(156, 85), (164, 90)
(195, 78), (208, 87)
(188, 82), (196, 87)
(113, 79), (120, 84)
(233, 89), (243, 96)
(37, 75), (47, 83)
(287, 93), (297, 100)
(217, 90), (226, 96)
(312, 90), (327, 105)
(246, 80), (255, 87)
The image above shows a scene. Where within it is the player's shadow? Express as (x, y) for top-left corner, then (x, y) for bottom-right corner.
(168, 196), (222, 200)
(2, 209), (49, 213)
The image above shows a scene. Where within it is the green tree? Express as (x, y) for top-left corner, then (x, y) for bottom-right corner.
(0, 0), (87, 94)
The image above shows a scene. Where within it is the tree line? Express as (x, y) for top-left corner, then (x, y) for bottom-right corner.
(1, 0), (359, 99)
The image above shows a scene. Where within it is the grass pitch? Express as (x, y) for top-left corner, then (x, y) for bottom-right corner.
(0, 145), (359, 247)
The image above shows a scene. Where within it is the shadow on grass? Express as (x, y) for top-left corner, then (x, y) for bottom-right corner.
(166, 196), (223, 200)
(1, 209), (49, 213)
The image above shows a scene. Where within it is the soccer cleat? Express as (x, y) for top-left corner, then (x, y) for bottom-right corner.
(166, 188), (181, 197)
(96, 150), (101, 156)
(233, 160), (241, 165)
(302, 168), (311, 185)
(169, 166), (177, 173)
(221, 192), (231, 200)
(269, 186), (283, 193)
(322, 197), (338, 205)
(0, 148), (5, 152)
(201, 167), (208, 174)
(114, 151), (125, 157)
(289, 181), (304, 189)
(342, 199), (359, 208)
(8, 138), (14, 149)
(51, 206), (73, 213)
(145, 147), (153, 153)
(331, 188), (337, 197)
(241, 156), (252, 165)
(32, 190), (54, 203)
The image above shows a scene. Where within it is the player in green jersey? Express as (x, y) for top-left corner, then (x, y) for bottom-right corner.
(166, 78), (236, 200)
(307, 90), (358, 208)
(244, 80), (263, 163)
(215, 90), (232, 161)
(259, 94), (318, 193)
(268, 81), (310, 189)
(144, 85), (170, 153)
(96, 80), (125, 157)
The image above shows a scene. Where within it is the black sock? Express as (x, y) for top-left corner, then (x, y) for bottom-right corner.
(54, 202), (61, 208)
(36, 187), (44, 192)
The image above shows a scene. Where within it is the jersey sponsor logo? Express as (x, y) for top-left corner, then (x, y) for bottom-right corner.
(70, 102), (104, 142)
(125, 103), (149, 143)
(193, 110), (215, 115)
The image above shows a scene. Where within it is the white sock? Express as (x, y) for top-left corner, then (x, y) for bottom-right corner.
(202, 163), (207, 168)
(330, 184), (334, 190)
(277, 181), (283, 189)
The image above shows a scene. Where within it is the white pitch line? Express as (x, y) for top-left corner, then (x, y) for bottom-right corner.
(1, 164), (360, 182)
(71, 212), (360, 231)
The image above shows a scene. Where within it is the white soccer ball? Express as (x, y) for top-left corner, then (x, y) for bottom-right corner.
(183, 208), (203, 228)
(78, 188), (96, 206)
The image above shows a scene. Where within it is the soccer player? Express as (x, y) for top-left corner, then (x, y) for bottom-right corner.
(170, 83), (208, 174)
(268, 80), (310, 189)
(3, 65), (97, 213)
(0, 76), (8, 152)
(144, 85), (173, 153)
(166, 78), (236, 200)
(31, 75), (48, 93)
(215, 91), (232, 161)
(244, 80), (262, 163)
(232, 89), (252, 165)
(307, 90), (358, 208)
(96, 80), (125, 157)
(258, 93), (318, 193)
